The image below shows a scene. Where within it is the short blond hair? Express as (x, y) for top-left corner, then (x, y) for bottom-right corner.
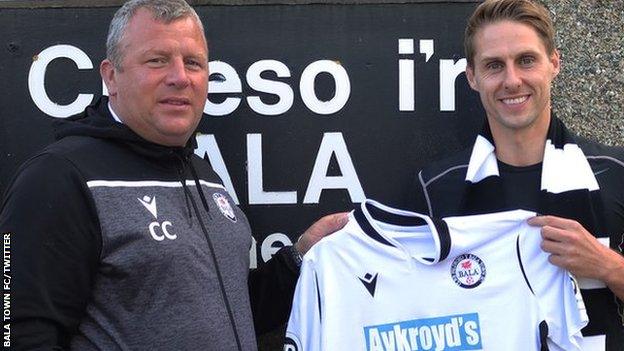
(464, 0), (555, 66)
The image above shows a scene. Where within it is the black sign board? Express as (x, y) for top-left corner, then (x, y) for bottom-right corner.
(0, 2), (482, 266)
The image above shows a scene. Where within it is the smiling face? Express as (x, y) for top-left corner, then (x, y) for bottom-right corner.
(466, 20), (560, 141)
(100, 8), (208, 147)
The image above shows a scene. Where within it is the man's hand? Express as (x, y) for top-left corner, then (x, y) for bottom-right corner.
(295, 212), (349, 255)
(528, 215), (624, 300)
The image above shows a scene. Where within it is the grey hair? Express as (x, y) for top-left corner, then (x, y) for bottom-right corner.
(106, 0), (205, 69)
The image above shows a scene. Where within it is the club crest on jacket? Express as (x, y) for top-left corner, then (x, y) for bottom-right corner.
(213, 193), (236, 222)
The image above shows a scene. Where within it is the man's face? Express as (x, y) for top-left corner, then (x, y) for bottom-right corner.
(466, 20), (560, 139)
(101, 9), (208, 147)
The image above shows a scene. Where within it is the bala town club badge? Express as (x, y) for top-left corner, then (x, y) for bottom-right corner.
(451, 253), (486, 289)
(212, 193), (237, 223)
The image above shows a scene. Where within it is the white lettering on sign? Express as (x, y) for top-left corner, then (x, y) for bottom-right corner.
(398, 39), (415, 112)
(247, 133), (298, 205)
(304, 132), (365, 204)
(205, 59), (351, 116)
(205, 60), (242, 116)
(246, 60), (294, 116)
(398, 38), (468, 112)
(261, 233), (292, 262)
(28, 44), (95, 117)
(194, 132), (364, 205)
(248, 234), (295, 268)
(440, 58), (467, 111)
(299, 60), (351, 115)
(29, 41), (468, 117)
(195, 134), (240, 204)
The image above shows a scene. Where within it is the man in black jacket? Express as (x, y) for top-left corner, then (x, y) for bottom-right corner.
(0, 0), (346, 350)
(410, 0), (624, 349)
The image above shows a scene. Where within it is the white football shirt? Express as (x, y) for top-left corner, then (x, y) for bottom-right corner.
(285, 199), (587, 351)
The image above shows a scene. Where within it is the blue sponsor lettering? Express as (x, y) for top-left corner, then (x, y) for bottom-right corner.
(364, 313), (481, 351)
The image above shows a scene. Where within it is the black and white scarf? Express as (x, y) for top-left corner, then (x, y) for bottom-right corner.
(460, 116), (606, 235)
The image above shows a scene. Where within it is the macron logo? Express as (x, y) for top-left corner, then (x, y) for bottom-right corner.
(138, 195), (158, 219)
(359, 273), (379, 297)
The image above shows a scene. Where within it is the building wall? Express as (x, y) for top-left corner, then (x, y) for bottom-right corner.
(545, 0), (623, 145)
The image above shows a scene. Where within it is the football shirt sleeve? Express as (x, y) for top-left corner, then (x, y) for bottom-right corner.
(285, 256), (322, 351)
(518, 222), (588, 350)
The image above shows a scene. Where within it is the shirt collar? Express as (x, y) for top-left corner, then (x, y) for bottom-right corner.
(107, 101), (124, 124)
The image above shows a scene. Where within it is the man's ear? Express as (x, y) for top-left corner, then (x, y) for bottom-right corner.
(466, 64), (478, 91)
(550, 49), (561, 79)
(100, 59), (117, 97)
